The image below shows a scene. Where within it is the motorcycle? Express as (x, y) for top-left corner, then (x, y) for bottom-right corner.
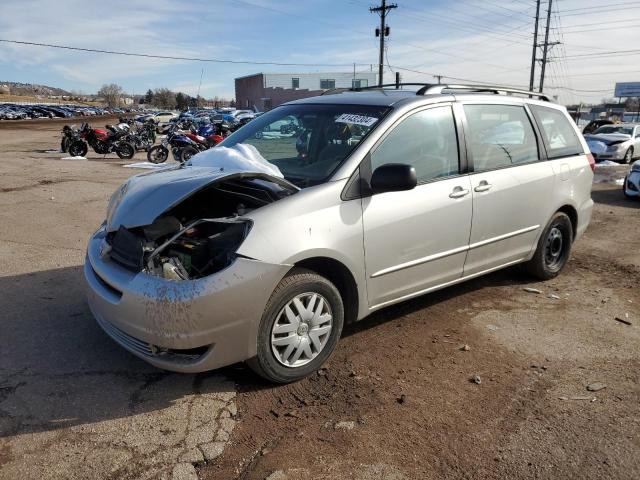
(60, 125), (81, 153)
(147, 122), (228, 164)
(123, 119), (156, 152)
(68, 123), (135, 159)
(146, 125), (198, 164)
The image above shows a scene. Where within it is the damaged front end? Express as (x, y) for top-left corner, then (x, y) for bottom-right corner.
(103, 168), (298, 281)
(85, 166), (298, 372)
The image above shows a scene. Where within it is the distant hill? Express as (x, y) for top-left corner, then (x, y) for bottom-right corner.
(0, 81), (73, 97)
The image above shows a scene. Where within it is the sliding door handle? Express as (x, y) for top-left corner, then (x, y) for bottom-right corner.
(474, 180), (492, 192)
(449, 187), (470, 198)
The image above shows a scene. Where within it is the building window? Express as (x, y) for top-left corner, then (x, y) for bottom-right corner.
(292, 77), (300, 89)
(320, 79), (336, 90)
(352, 79), (368, 89)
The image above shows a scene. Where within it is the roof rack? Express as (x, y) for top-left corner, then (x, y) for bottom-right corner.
(417, 84), (551, 102)
(322, 83), (434, 95)
(323, 82), (551, 102)
(350, 83), (435, 91)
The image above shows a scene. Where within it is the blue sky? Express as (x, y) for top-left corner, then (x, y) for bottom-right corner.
(0, 0), (638, 104)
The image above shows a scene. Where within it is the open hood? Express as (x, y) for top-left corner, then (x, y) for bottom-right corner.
(106, 165), (298, 231)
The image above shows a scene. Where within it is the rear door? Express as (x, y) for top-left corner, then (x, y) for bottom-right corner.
(459, 102), (554, 275)
(361, 104), (473, 308)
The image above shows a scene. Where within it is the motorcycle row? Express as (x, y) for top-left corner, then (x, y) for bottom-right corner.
(60, 117), (233, 163)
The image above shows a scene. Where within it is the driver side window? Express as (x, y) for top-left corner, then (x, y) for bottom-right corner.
(370, 106), (460, 182)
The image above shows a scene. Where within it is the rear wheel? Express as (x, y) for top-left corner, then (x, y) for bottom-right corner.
(248, 268), (344, 384)
(116, 142), (135, 159)
(523, 212), (573, 280)
(147, 145), (169, 164)
(68, 140), (88, 157)
(179, 146), (199, 163)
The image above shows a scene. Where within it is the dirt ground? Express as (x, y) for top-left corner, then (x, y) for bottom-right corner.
(0, 121), (638, 480)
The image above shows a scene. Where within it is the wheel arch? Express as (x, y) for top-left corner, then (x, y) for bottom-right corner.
(292, 256), (360, 325)
(557, 204), (578, 240)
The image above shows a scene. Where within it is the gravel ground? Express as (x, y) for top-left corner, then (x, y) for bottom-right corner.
(0, 122), (638, 480)
(0, 123), (236, 480)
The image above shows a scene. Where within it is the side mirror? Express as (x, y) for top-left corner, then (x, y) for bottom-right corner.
(370, 163), (417, 194)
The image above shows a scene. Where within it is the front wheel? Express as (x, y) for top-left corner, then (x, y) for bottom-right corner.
(116, 142), (135, 159)
(147, 145), (169, 164)
(248, 268), (344, 383)
(523, 212), (573, 280)
(622, 147), (633, 164)
(179, 146), (200, 163)
(68, 140), (88, 157)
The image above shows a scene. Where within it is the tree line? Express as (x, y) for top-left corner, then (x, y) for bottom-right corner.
(97, 83), (233, 110)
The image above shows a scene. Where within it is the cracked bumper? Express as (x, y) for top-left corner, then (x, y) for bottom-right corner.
(84, 229), (290, 373)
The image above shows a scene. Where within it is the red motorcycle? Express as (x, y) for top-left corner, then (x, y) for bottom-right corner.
(68, 123), (135, 159)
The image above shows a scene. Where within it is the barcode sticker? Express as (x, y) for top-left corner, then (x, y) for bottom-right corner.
(335, 114), (378, 127)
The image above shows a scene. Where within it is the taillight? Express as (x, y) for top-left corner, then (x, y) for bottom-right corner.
(587, 153), (595, 173)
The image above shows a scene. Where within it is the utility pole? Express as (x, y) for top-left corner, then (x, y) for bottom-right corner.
(370, 0), (397, 87)
(539, 0), (553, 93)
(529, 0), (541, 91)
(530, 0), (560, 93)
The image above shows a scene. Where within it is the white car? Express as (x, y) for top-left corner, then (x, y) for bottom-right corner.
(584, 124), (640, 164)
(152, 111), (177, 132)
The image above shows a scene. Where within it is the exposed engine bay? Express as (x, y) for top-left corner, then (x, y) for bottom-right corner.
(105, 175), (295, 280)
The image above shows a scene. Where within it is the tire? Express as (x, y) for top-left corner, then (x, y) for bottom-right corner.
(116, 142), (135, 159)
(179, 146), (199, 163)
(247, 268), (344, 384)
(68, 140), (88, 157)
(147, 145), (169, 164)
(61, 137), (69, 153)
(622, 147), (633, 164)
(523, 212), (573, 280)
(623, 176), (633, 199)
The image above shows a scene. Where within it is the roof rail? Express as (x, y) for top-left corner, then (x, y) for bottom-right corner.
(350, 82), (435, 92)
(320, 88), (350, 96)
(418, 84), (551, 102)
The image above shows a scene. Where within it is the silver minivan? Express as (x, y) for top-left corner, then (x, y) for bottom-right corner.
(85, 85), (594, 383)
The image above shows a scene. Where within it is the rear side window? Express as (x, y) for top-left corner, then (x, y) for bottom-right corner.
(529, 105), (583, 159)
(463, 104), (539, 172)
(370, 106), (459, 182)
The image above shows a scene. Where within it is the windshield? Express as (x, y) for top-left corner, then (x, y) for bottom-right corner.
(219, 104), (389, 187)
(594, 125), (633, 135)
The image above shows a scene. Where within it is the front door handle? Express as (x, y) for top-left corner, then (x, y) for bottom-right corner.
(449, 186), (470, 198)
(474, 180), (492, 192)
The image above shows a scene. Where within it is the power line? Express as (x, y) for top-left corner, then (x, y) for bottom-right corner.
(0, 38), (368, 68)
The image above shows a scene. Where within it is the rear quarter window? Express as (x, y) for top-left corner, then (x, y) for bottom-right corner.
(529, 105), (583, 159)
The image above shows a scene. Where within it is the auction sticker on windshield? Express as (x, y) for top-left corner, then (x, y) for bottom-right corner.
(335, 113), (379, 127)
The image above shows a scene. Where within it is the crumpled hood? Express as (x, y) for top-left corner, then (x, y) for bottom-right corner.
(106, 165), (297, 231)
(584, 133), (631, 146)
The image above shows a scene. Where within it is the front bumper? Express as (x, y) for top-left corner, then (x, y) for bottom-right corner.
(592, 149), (627, 161)
(84, 228), (290, 372)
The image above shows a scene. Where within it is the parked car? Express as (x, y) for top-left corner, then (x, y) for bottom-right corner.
(584, 123), (640, 163)
(623, 160), (640, 198)
(84, 84), (594, 383)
